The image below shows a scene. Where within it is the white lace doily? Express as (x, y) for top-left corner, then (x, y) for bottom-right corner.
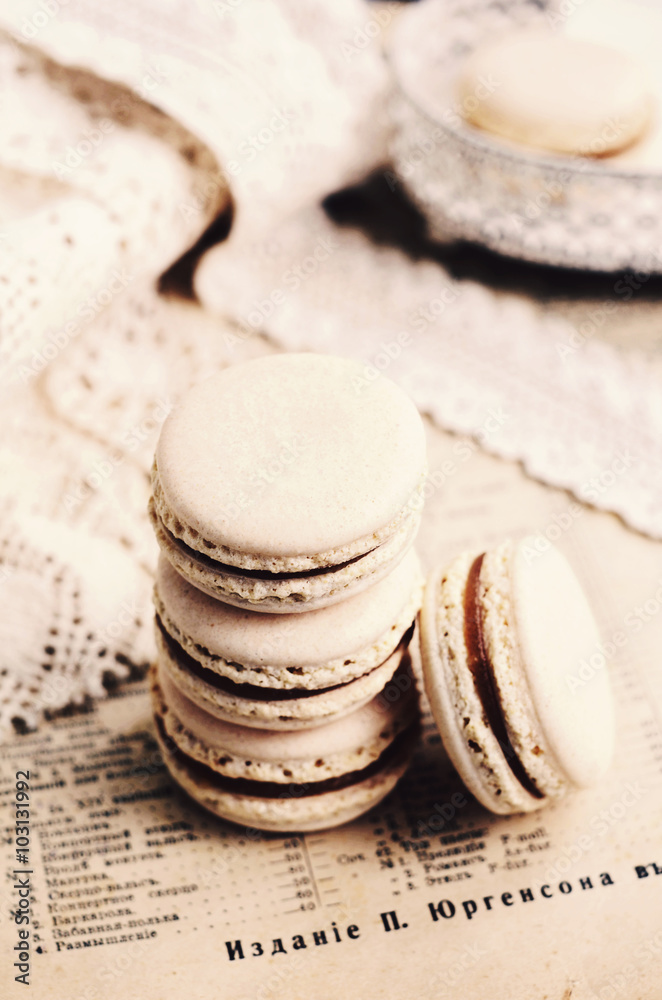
(0, 32), (224, 383)
(0, 506), (152, 733)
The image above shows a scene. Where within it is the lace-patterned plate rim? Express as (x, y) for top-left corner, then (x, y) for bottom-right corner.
(386, 0), (662, 273)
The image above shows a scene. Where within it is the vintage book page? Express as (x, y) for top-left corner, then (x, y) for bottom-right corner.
(2, 422), (661, 999)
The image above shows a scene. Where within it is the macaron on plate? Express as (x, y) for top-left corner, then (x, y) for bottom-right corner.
(149, 353), (427, 612)
(388, 0), (662, 272)
(457, 30), (653, 158)
(420, 538), (615, 815)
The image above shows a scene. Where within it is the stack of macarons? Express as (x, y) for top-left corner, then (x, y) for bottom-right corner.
(147, 352), (616, 830)
(148, 353), (428, 832)
(459, 30), (654, 158)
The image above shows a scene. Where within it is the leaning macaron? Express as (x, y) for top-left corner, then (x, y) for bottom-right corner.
(149, 353), (426, 612)
(420, 538), (615, 815)
(153, 548), (423, 729)
(150, 659), (419, 832)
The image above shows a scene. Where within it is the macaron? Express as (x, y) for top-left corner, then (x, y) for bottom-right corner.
(419, 538), (615, 815)
(149, 353), (426, 613)
(150, 658), (419, 832)
(153, 548), (423, 729)
(459, 30), (653, 156)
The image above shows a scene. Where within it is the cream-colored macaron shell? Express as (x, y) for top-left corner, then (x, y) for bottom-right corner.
(153, 721), (411, 833)
(509, 540), (614, 788)
(153, 662), (416, 785)
(154, 549), (423, 689)
(420, 538), (614, 815)
(459, 30), (653, 156)
(151, 663), (417, 832)
(155, 623), (411, 730)
(153, 353), (427, 569)
(150, 500), (420, 613)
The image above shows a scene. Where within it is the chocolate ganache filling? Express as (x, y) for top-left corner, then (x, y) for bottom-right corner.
(463, 554), (543, 800)
(160, 517), (380, 580)
(156, 615), (415, 703)
(155, 713), (419, 799)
